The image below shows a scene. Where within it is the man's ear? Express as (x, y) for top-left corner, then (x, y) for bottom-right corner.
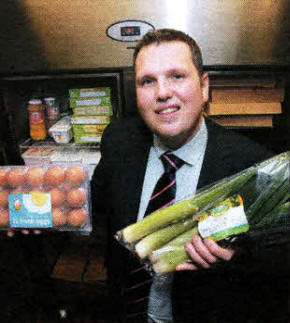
(201, 72), (209, 103)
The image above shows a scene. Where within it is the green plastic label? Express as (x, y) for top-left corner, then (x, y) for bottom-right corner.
(197, 195), (249, 241)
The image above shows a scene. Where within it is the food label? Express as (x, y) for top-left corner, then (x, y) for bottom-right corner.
(69, 97), (111, 108)
(47, 106), (60, 120)
(79, 90), (106, 97)
(74, 135), (102, 143)
(69, 87), (111, 98)
(197, 195), (249, 241)
(9, 192), (52, 228)
(29, 111), (45, 124)
(71, 116), (110, 124)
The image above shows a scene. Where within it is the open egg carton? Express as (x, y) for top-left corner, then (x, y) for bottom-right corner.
(0, 164), (92, 234)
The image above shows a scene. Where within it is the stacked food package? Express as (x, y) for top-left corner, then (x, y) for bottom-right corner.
(0, 164), (92, 233)
(69, 87), (112, 144)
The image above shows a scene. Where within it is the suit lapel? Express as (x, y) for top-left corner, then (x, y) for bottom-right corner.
(197, 118), (232, 190)
(118, 120), (153, 227)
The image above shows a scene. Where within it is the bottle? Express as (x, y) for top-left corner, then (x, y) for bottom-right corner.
(28, 99), (47, 140)
(44, 97), (60, 131)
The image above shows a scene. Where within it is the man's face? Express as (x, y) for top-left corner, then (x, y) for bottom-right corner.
(135, 41), (209, 148)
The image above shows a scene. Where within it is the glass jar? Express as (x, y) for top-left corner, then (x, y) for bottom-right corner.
(44, 97), (60, 130)
(28, 99), (47, 140)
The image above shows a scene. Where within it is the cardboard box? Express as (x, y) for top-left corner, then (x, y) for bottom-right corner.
(72, 105), (112, 116)
(69, 97), (111, 108)
(72, 124), (107, 144)
(72, 116), (110, 125)
(69, 87), (111, 98)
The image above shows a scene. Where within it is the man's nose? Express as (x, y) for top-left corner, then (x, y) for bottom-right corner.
(156, 80), (172, 101)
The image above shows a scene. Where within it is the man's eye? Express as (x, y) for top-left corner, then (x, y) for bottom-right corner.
(142, 78), (154, 85)
(173, 73), (184, 79)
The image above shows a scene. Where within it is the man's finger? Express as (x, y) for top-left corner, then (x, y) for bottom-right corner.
(176, 262), (198, 271)
(204, 238), (235, 261)
(191, 235), (218, 263)
(185, 241), (210, 269)
(7, 229), (14, 237)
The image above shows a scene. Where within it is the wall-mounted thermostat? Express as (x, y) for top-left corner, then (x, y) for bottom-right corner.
(106, 20), (154, 42)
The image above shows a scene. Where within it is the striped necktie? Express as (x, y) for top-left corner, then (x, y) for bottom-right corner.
(145, 152), (185, 216)
(124, 152), (185, 321)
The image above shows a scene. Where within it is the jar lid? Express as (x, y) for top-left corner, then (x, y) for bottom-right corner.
(28, 99), (42, 104)
(44, 97), (56, 102)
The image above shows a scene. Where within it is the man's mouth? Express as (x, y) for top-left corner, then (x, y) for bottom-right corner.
(157, 106), (180, 114)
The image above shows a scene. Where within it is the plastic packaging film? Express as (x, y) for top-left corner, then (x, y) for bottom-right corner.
(115, 152), (290, 275)
(0, 164), (92, 234)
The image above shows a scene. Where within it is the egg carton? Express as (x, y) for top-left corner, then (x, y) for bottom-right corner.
(80, 150), (101, 180)
(0, 164), (92, 234)
(21, 146), (56, 165)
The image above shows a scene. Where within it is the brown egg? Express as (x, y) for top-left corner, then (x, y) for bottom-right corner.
(7, 168), (27, 187)
(50, 188), (65, 207)
(52, 208), (67, 226)
(66, 166), (85, 186)
(26, 167), (45, 187)
(45, 166), (65, 187)
(66, 188), (86, 207)
(67, 208), (87, 227)
(0, 168), (7, 186)
(0, 208), (9, 226)
(0, 189), (9, 208)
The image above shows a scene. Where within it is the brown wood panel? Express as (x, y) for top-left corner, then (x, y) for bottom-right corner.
(210, 76), (277, 88)
(206, 102), (282, 115)
(211, 115), (273, 127)
(211, 87), (284, 103)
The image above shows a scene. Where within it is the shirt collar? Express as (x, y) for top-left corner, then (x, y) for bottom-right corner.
(153, 118), (208, 166)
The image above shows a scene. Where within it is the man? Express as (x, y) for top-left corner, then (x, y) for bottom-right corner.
(91, 29), (273, 322)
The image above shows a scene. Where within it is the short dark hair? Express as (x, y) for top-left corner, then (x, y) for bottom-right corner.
(133, 28), (203, 75)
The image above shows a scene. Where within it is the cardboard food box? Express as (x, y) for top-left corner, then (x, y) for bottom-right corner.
(69, 87), (111, 98)
(71, 116), (110, 125)
(69, 97), (111, 108)
(0, 165), (92, 233)
(72, 124), (107, 144)
(72, 105), (112, 116)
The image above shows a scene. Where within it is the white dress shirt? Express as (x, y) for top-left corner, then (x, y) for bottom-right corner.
(137, 118), (208, 323)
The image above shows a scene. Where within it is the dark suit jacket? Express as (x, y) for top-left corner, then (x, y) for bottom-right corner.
(91, 116), (282, 322)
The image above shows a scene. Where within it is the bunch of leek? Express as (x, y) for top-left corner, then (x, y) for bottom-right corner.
(115, 152), (290, 275)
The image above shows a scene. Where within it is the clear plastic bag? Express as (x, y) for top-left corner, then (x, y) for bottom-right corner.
(115, 152), (290, 275)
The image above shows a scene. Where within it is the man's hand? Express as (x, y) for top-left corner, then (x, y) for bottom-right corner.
(176, 234), (235, 271)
